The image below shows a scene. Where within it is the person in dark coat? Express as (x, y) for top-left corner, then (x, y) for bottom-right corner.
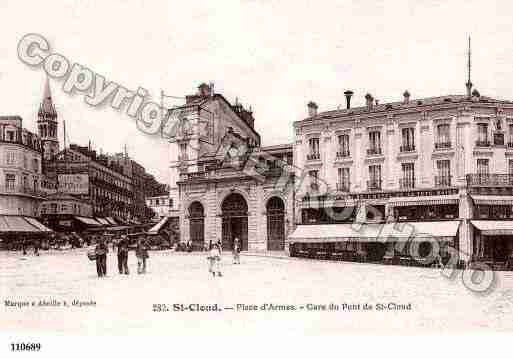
(117, 235), (129, 275)
(95, 238), (108, 277)
(136, 236), (149, 274)
(232, 237), (241, 264)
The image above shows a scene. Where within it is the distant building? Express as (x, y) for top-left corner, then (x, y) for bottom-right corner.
(146, 194), (172, 221)
(39, 192), (94, 232)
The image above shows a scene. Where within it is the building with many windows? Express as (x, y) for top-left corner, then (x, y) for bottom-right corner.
(0, 116), (45, 216)
(290, 86), (513, 268)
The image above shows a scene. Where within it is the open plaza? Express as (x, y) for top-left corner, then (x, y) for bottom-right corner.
(2, 248), (513, 334)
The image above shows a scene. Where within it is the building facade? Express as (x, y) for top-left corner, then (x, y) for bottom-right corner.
(0, 116), (45, 216)
(291, 88), (513, 267)
(170, 84), (294, 251)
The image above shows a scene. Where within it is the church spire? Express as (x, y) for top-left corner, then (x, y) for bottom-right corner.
(39, 77), (57, 119)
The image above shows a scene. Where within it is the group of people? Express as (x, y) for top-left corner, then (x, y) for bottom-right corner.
(94, 234), (149, 278)
(206, 237), (242, 278)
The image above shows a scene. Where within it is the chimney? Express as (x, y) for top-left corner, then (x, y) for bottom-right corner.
(365, 93), (374, 110)
(344, 90), (354, 109)
(307, 101), (318, 117)
(375, 99), (379, 106)
(198, 83), (211, 97)
(466, 81), (473, 98)
(403, 90), (410, 104)
(471, 88), (480, 101)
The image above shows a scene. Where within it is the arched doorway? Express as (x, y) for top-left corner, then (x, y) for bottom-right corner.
(267, 197), (285, 250)
(221, 193), (248, 251)
(189, 202), (204, 250)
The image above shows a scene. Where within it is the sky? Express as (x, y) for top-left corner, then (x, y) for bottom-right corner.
(1, 0), (513, 183)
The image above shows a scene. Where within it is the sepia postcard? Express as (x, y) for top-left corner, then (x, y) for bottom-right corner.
(1, 0), (513, 357)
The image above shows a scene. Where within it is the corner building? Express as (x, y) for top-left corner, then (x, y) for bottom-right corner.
(291, 89), (513, 268)
(170, 84), (294, 252)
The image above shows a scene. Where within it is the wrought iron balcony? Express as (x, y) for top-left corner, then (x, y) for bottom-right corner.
(336, 150), (350, 158)
(466, 173), (513, 186)
(336, 182), (350, 192)
(367, 148), (382, 156)
(434, 141), (452, 150)
(0, 185), (46, 198)
(179, 172), (207, 181)
(399, 178), (415, 189)
(306, 153), (320, 161)
(475, 140), (491, 147)
(367, 179), (382, 191)
(434, 175), (452, 187)
(400, 144), (416, 152)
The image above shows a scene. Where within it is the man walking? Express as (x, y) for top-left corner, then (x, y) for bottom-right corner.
(95, 238), (108, 277)
(117, 235), (129, 275)
(136, 235), (149, 274)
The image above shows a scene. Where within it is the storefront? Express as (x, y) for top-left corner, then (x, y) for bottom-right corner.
(471, 220), (513, 267)
(288, 220), (460, 266)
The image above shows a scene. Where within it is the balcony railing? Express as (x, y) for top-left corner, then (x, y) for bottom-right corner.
(400, 144), (416, 152)
(399, 178), (415, 189)
(0, 185), (46, 198)
(336, 182), (350, 192)
(434, 142), (452, 150)
(434, 175), (452, 187)
(336, 150), (350, 158)
(179, 172), (207, 181)
(306, 153), (320, 161)
(367, 148), (382, 156)
(367, 179), (382, 191)
(466, 173), (513, 186)
(475, 140), (491, 147)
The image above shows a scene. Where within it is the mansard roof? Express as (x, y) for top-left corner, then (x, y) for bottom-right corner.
(296, 94), (513, 125)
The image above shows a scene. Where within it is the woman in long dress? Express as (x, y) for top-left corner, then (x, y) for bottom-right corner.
(208, 243), (222, 277)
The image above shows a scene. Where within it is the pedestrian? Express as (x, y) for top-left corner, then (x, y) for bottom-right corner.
(117, 235), (129, 275)
(21, 237), (27, 255)
(136, 235), (149, 274)
(95, 237), (108, 277)
(209, 242), (222, 277)
(34, 238), (40, 256)
(232, 237), (241, 264)
(207, 242), (215, 275)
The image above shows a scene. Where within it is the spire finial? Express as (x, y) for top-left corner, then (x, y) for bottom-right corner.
(466, 36), (472, 97)
(43, 76), (52, 100)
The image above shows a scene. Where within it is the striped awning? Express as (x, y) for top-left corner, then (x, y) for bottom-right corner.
(0, 216), (53, 233)
(75, 216), (102, 226)
(389, 195), (459, 207)
(471, 220), (513, 235)
(471, 195), (513, 206)
(288, 221), (460, 243)
(95, 218), (111, 226)
(148, 217), (169, 234)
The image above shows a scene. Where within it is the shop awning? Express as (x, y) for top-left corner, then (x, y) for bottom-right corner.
(95, 218), (111, 226)
(24, 217), (53, 232)
(148, 217), (170, 235)
(288, 221), (460, 243)
(75, 216), (102, 226)
(105, 217), (117, 225)
(471, 195), (513, 206)
(389, 195), (459, 207)
(471, 220), (513, 235)
(0, 216), (53, 233)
